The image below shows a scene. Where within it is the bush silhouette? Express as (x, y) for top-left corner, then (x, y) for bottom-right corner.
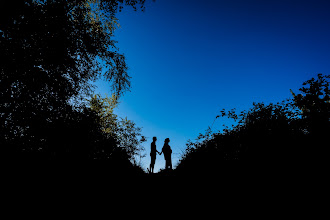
(176, 74), (330, 176)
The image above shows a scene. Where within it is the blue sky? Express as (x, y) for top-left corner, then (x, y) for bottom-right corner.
(95, 0), (330, 172)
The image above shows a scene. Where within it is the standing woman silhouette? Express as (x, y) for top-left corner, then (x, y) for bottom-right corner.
(149, 137), (159, 173)
(160, 138), (172, 170)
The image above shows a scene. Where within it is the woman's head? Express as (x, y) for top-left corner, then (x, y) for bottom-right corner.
(153, 136), (157, 142)
(165, 138), (170, 143)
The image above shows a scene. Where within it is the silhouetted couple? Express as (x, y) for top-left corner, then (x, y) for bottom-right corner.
(149, 137), (172, 173)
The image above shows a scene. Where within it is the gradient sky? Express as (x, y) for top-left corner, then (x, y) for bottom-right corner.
(95, 0), (330, 172)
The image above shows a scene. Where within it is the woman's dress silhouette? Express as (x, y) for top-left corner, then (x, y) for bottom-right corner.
(161, 138), (172, 170)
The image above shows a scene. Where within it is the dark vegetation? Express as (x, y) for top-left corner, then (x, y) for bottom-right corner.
(0, 0), (147, 175)
(1, 1), (329, 177)
(175, 74), (330, 176)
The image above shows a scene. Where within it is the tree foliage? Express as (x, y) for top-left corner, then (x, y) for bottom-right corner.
(0, 0), (146, 174)
(291, 74), (330, 136)
(89, 94), (145, 162)
(176, 74), (330, 175)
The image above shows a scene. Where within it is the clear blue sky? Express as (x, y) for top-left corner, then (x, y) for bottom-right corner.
(95, 0), (330, 172)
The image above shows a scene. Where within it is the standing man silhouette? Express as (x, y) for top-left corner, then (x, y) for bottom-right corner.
(160, 138), (172, 170)
(149, 137), (159, 173)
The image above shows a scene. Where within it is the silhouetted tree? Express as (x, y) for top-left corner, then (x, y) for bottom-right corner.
(0, 0), (146, 172)
(290, 74), (330, 161)
(291, 74), (330, 136)
(176, 74), (329, 176)
(89, 94), (146, 163)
